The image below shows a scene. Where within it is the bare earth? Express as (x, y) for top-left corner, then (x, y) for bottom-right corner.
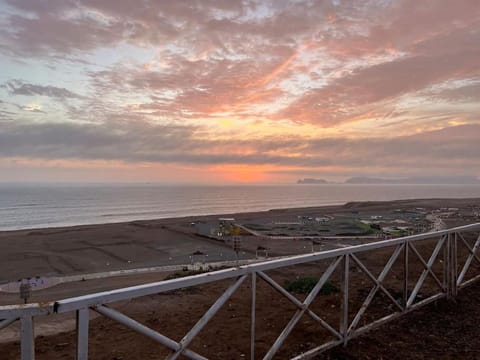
(1, 198), (480, 359)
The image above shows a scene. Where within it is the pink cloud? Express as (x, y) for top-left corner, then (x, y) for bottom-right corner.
(275, 27), (480, 125)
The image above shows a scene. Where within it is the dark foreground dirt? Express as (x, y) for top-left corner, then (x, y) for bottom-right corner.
(321, 283), (480, 360)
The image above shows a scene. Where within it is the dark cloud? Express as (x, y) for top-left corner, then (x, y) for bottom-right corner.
(0, 119), (478, 175)
(5, 80), (84, 99)
(0, 120), (199, 161)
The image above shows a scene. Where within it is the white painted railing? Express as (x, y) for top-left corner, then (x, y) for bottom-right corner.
(1, 223), (480, 359)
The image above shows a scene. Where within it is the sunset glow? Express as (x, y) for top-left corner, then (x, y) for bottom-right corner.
(0, 0), (479, 183)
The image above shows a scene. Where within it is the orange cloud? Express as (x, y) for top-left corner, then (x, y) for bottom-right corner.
(257, 50), (298, 86)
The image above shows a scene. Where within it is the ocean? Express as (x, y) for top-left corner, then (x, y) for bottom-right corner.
(1, 183), (480, 231)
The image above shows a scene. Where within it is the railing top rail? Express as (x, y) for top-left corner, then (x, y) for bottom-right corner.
(2, 223), (479, 315)
(0, 303), (54, 318)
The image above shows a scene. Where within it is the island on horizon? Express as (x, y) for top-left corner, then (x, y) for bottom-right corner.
(296, 178), (329, 184)
(297, 176), (480, 185)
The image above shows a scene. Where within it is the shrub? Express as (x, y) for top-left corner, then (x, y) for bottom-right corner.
(164, 269), (208, 280)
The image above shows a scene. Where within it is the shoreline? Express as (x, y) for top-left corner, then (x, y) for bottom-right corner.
(3, 183), (480, 232)
(0, 197), (478, 284)
(1, 202), (349, 233)
(1, 195), (478, 234)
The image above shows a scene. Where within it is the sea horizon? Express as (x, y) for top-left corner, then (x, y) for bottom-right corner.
(1, 183), (480, 232)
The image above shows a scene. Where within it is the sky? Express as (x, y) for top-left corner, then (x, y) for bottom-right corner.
(0, 0), (479, 184)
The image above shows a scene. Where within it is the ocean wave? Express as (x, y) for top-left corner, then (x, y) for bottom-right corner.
(100, 210), (172, 217)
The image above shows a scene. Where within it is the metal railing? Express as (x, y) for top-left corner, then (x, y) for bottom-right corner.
(1, 223), (480, 359)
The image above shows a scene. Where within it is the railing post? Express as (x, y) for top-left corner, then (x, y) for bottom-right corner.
(452, 233), (458, 297)
(403, 242), (408, 309)
(340, 254), (349, 346)
(446, 232), (459, 299)
(20, 314), (35, 360)
(250, 272), (256, 360)
(76, 308), (89, 360)
(444, 233), (451, 299)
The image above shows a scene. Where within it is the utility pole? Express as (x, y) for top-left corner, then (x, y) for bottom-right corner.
(19, 282), (31, 304)
(233, 236), (242, 264)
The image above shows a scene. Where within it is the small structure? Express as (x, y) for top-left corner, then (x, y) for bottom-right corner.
(195, 222), (218, 237)
(191, 250), (206, 265)
(256, 245), (269, 258)
(218, 217), (235, 223)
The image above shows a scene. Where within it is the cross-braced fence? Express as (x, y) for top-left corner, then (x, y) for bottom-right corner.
(1, 223), (480, 359)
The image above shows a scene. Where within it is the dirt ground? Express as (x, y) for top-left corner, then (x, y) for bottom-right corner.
(0, 222), (241, 282)
(321, 282), (480, 360)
